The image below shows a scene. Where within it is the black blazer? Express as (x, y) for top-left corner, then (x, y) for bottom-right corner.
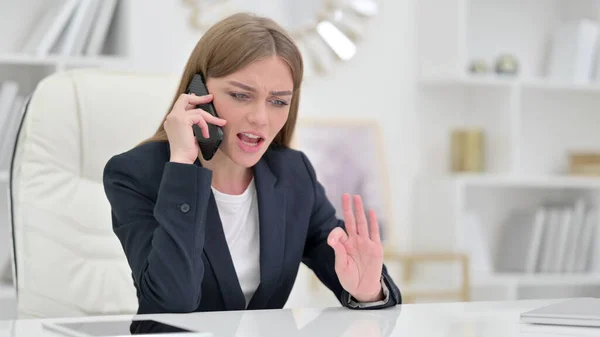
(103, 141), (401, 314)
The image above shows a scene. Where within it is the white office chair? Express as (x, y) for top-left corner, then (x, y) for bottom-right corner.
(8, 68), (180, 318)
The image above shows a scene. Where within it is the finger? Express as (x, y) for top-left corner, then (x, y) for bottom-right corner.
(196, 109), (227, 126)
(190, 115), (210, 138)
(328, 227), (349, 245)
(341, 193), (357, 236)
(186, 110), (227, 126)
(186, 110), (227, 125)
(368, 209), (381, 243)
(186, 93), (213, 105)
(173, 93), (191, 111)
(185, 93), (198, 110)
(328, 228), (348, 272)
(179, 93), (213, 111)
(353, 195), (368, 236)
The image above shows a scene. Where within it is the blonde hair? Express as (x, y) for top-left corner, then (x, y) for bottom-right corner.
(141, 12), (304, 147)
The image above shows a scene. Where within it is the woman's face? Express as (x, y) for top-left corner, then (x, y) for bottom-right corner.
(206, 56), (293, 168)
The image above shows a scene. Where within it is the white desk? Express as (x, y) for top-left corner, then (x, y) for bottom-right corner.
(1, 299), (599, 337)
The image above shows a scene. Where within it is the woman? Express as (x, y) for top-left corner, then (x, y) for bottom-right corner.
(103, 12), (401, 315)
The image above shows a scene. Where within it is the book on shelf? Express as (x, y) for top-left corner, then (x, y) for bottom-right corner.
(21, 0), (118, 57)
(546, 19), (600, 83)
(0, 81), (25, 171)
(494, 198), (598, 275)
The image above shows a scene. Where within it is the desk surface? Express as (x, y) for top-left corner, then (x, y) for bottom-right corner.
(1, 299), (600, 337)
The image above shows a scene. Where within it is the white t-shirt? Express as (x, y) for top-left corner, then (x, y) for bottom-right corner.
(211, 178), (261, 307)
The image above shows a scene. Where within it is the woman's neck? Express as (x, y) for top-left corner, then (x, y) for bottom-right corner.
(199, 151), (253, 195)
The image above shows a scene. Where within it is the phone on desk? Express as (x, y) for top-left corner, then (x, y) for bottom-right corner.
(186, 73), (224, 161)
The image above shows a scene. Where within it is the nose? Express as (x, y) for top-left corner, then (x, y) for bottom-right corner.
(247, 103), (268, 126)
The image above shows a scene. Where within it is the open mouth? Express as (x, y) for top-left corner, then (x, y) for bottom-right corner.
(237, 132), (265, 148)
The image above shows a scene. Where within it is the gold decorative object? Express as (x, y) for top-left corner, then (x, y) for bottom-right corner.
(450, 128), (485, 173)
(569, 152), (600, 176)
(468, 59), (489, 74)
(181, 0), (378, 76)
(495, 54), (519, 75)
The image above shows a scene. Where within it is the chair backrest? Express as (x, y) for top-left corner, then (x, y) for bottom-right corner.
(9, 68), (180, 318)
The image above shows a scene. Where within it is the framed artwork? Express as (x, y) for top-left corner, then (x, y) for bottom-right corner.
(291, 118), (395, 248)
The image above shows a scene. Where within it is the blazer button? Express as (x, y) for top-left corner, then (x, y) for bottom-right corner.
(179, 203), (190, 213)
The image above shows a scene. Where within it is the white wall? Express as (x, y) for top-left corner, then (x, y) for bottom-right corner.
(125, 0), (418, 252)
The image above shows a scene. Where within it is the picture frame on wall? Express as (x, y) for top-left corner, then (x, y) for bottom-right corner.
(291, 118), (395, 249)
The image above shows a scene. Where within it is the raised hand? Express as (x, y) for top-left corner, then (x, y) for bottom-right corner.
(327, 193), (384, 302)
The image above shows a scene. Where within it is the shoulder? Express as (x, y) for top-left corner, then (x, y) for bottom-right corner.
(103, 141), (170, 189)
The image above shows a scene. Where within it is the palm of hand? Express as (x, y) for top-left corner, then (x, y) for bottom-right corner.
(328, 194), (384, 302)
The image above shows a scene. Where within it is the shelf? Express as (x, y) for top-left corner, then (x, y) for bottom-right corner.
(0, 53), (56, 66)
(0, 171), (6, 183)
(473, 272), (600, 288)
(524, 79), (600, 93)
(453, 174), (600, 189)
(0, 53), (129, 68)
(419, 74), (600, 93)
(419, 74), (517, 88)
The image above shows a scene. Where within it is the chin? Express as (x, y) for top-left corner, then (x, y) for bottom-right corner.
(231, 155), (262, 168)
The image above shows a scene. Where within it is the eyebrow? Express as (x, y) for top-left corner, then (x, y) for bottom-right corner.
(228, 81), (293, 96)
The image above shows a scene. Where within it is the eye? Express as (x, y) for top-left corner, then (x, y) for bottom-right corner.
(271, 99), (289, 107)
(229, 92), (250, 100)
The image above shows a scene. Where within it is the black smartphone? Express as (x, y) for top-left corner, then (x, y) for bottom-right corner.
(185, 73), (224, 161)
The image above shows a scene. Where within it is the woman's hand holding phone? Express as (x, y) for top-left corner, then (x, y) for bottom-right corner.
(164, 93), (227, 164)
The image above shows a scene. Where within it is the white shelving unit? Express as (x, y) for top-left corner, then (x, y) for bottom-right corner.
(0, 284), (15, 301)
(414, 0), (600, 301)
(0, 0), (133, 169)
(0, 1), (134, 316)
(0, 283), (16, 319)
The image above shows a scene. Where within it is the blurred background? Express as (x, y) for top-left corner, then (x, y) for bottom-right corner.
(1, 0), (600, 320)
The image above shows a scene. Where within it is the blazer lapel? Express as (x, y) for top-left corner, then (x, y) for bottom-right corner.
(203, 190), (247, 310)
(247, 157), (287, 309)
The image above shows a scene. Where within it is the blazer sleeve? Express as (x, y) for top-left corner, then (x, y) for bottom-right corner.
(299, 152), (402, 309)
(103, 156), (213, 314)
